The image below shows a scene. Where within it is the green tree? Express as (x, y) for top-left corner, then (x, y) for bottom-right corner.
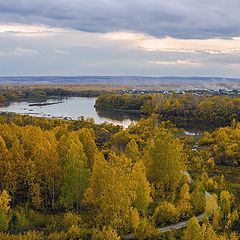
(183, 216), (201, 240)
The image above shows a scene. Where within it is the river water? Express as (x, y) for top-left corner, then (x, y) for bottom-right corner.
(0, 97), (141, 128)
(0, 96), (219, 135)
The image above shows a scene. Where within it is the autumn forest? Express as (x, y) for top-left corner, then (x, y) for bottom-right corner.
(0, 87), (239, 239)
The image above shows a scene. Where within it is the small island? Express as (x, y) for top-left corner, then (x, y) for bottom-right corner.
(28, 101), (63, 107)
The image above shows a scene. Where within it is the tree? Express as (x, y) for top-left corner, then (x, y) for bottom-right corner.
(111, 130), (133, 152)
(0, 136), (11, 190)
(202, 224), (219, 240)
(183, 216), (201, 240)
(60, 132), (90, 210)
(92, 226), (121, 240)
(132, 161), (152, 214)
(177, 183), (192, 219)
(144, 130), (185, 200)
(153, 201), (179, 225)
(0, 190), (11, 231)
(85, 153), (136, 230)
(220, 191), (231, 219)
(191, 180), (206, 214)
(78, 128), (98, 169)
(126, 139), (140, 162)
(205, 193), (218, 217)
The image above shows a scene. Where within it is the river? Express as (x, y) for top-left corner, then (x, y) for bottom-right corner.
(0, 97), (141, 128)
(0, 96), (219, 135)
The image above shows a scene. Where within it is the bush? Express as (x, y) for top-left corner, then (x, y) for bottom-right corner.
(14, 208), (31, 230)
(47, 231), (68, 240)
(63, 212), (82, 228)
(92, 226), (121, 240)
(153, 201), (180, 226)
(0, 209), (10, 231)
(134, 217), (160, 240)
(19, 231), (44, 240)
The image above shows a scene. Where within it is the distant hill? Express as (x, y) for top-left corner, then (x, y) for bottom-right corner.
(0, 76), (239, 89)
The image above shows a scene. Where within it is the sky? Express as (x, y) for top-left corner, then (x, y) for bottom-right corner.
(0, 0), (240, 77)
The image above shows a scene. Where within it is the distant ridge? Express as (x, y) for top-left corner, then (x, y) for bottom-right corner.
(0, 76), (239, 85)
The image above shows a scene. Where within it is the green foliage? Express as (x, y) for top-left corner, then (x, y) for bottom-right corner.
(183, 216), (202, 240)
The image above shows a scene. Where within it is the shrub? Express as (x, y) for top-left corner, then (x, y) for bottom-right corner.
(153, 201), (179, 226)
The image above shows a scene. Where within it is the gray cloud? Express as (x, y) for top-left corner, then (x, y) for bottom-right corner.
(0, 0), (240, 38)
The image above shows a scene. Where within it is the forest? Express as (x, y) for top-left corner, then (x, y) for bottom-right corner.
(0, 87), (239, 239)
(0, 109), (238, 239)
(95, 93), (240, 125)
(0, 85), (110, 105)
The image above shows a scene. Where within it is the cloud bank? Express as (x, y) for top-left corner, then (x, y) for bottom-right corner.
(0, 1), (239, 77)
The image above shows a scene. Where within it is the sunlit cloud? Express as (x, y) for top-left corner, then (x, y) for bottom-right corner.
(104, 32), (240, 56)
(149, 59), (201, 66)
(0, 23), (66, 37)
(0, 24), (239, 76)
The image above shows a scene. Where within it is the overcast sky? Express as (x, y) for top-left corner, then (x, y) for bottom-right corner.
(0, 0), (240, 77)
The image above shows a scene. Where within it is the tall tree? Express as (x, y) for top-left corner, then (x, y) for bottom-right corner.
(144, 130), (185, 199)
(60, 132), (90, 210)
(126, 139), (140, 162)
(183, 216), (202, 240)
(78, 128), (98, 170)
(85, 153), (137, 230)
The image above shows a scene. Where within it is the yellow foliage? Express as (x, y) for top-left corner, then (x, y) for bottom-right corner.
(63, 212), (82, 228)
(183, 216), (201, 240)
(0, 190), (11, 212)
(92, 226), (120, 240)
(67, 225), (81, 239)
(19, 231), (44, 240)
(47, 231), (68, 240)
(154, 201), (179, 225)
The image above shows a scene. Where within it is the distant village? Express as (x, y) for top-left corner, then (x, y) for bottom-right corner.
(117, 88), (240, 96)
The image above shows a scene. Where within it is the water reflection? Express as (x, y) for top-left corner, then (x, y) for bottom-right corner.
(0, 97), (223, 132)
(0, 97), (140, 127)
(96, 109), (141, 122)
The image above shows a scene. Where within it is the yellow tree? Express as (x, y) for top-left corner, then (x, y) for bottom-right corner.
(60, 132), (90, 210)
(78, 128), (98, 170)
(183, 216), (201, 240)
(126, 139), (140, 162)
(85, 153), (137, 230)
(132, 161), (152, 214)
(0, 136), (11, 190)
(191, 180), (206, 214)
(177, 183), (192, 219)
(0, 190), (11, 231)
(220, 190), (231, 219)
(144, 130), (185, 200)
(22, 126), (62, 209)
